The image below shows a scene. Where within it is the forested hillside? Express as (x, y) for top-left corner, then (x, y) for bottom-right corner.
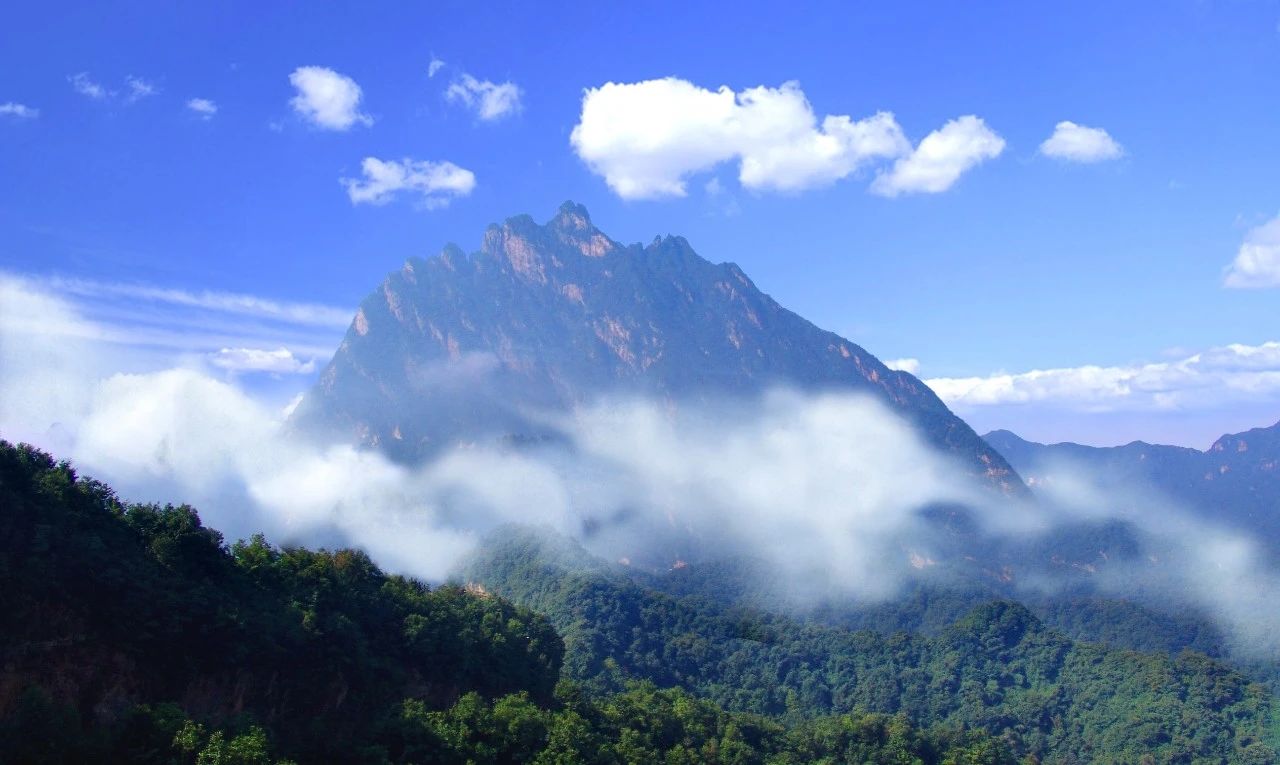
(0, 440), (1012, 764)
(462, 527), (1280, 764)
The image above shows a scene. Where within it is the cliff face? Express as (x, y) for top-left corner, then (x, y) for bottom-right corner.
(294, 201), (1023, 492)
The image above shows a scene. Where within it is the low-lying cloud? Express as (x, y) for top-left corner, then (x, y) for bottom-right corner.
(4, 275), (1280, 657)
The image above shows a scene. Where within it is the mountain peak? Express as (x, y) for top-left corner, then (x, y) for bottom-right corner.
(295, 202), (1025, 493)
(553, 200), (593, 227)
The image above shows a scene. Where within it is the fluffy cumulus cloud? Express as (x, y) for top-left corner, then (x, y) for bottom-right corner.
(1038, 121), (1124, 162)
(572, 78), (1003, 200)
(445, 73), (522, 121)
(1224, 213), (1280, 289)
(870, 116), (1005, 196)
(209, 347), (317, 375)
(571, 78), (932, 199)
(428, 57), (446, 78)
(186, 97), (217, 119)
(0, 102), (38, 119)
(926, 340), (1280, 411)
(342, 157), (476, 208)
(289, 66), (372, 130)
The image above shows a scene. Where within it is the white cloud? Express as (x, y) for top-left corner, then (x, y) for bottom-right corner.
(884, 358), (921, 375)
(0, 103), (38, 119)
(571, 78), (919, 199)
(341, 157), (476, 208)
(68, 73), (160, 105)
(288, 66), (372, 130)
(428, 57), (446, 78)
(1224, 213), (1280, 289)
(445, 73), (522, 121)
(210, 347), (316, 375)
(1039, 120), (1124, 162)
(125, 76), (158, 103)
(926, 340), (1280, 411)
(10, 276), (1280, 653)
(44, 275), (353, 328)
(870, 115), (1005, 196)
(69, 72), (108, 100)
(187, 98), (217, 119)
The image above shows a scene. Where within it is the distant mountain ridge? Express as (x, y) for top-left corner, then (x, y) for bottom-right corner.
(985, 422), (1280, 534)
(293, 201), (1023, 491)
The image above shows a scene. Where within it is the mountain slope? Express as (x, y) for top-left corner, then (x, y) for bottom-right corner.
(294, 201), (1022, 491)
(985, 422), (1280, 535)
(460, 526), (1279, 765)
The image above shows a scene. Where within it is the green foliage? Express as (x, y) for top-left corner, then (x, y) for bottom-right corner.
(388, 681), (1015, 765)
(0, 440), (559, 763)
(2, 440), (1275, 764)
(462, 527), (1280, 764)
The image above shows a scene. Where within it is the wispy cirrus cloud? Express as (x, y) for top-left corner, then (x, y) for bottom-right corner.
(67, 73), (158, 104)
(186, 98), (217, 119)
(2, 273), (350, 379)
(69, 72), (109, 100)
(125, 76), (158, 103)
(44, 275), (353, 328)
(0, 103), (39, 119)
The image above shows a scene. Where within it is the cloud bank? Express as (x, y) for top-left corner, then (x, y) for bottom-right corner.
(570, 78), (1001, 200)
(5, 275), (1280, 655)
(927, 340), (1280, 412)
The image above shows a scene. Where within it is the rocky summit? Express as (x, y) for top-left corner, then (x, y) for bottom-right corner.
(293, 201), (1023, 492)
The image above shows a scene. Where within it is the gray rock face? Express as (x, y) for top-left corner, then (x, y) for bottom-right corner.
(293, 201), (1023, 492)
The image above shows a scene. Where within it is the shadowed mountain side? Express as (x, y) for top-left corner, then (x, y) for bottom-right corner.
(985, 421), (1280, 536)
(293, 201), (1024, 493)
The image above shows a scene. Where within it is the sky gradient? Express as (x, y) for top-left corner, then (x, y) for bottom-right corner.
(2, 0), (1279, 447)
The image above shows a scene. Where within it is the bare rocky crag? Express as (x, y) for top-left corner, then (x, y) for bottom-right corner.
(293, 201), (1024, 493)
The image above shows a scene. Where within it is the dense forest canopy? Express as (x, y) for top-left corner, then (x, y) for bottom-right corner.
(462, 527), (1280, 764)
(0, 440), (1014, 763)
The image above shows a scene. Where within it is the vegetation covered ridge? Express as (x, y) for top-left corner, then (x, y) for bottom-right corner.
(0, 440), (1011, 764)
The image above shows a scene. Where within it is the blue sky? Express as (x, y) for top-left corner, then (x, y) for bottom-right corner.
(2, 0), (1280, 447)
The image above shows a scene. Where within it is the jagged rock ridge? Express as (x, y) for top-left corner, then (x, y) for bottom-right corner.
(294, 201), (1023, 491)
